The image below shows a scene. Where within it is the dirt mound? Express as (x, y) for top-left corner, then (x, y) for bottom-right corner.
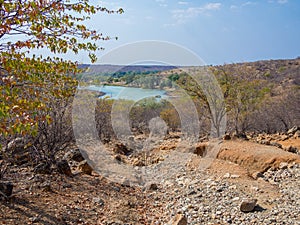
(217, 140), (300, 173)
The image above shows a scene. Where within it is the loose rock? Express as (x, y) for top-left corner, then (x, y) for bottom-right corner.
(144, 183), (159, 191)
(240, 198), (257, 212)
(252, 171), (264, 179)
(92, 197), (104, 206)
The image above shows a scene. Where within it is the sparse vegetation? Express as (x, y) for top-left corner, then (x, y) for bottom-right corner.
(0, 1), (299, 224)
(74, 58), (300, 140)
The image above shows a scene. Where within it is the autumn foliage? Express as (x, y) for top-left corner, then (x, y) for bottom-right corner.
(0, 0), (123, 165)
(0, 1), (122, 153)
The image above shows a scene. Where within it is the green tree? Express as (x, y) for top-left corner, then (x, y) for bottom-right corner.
(212, 66), (269, 135)
(176, 68), (226, 137)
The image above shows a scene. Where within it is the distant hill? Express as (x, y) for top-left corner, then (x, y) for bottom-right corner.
(78, 64), (177, 74)
(79, 58), (300, 85)
(214, 58), (300, 87)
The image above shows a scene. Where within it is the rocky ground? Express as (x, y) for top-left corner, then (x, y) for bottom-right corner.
(1, 129), (300, 225)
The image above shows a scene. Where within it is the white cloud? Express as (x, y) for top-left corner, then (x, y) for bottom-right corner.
(242, 1), (257, 7)
(178, 1), (188, 5)
(268, 0), (288, 4)
(155, 0), (168, 7)
(203, 2), (222, 10)
(170, 2), (221, 25)
(230, 1), (256, 10)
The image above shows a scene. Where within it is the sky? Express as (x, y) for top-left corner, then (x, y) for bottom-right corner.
(79, 0), (299, 65)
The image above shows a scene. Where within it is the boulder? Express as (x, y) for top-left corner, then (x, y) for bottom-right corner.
(287, 126), (299, 135)
(56, 160), (72, 176)
(286, 146), (298, 154)
(63, 148), (86, 162)
(78, 160), (93, 175)
(240, 198), (257, 212)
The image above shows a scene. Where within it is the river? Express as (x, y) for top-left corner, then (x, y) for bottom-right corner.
(87, 85), (166, 101)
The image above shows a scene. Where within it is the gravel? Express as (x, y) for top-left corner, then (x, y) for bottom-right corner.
(145, 163), (300, 225)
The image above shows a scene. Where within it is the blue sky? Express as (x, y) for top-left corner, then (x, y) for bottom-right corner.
(83, 0), (300, 65)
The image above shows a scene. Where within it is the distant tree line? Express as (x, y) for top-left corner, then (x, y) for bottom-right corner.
(82, 62), (300, 139)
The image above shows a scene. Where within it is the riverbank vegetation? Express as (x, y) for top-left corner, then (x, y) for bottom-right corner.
(78, 58), (300, 138)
